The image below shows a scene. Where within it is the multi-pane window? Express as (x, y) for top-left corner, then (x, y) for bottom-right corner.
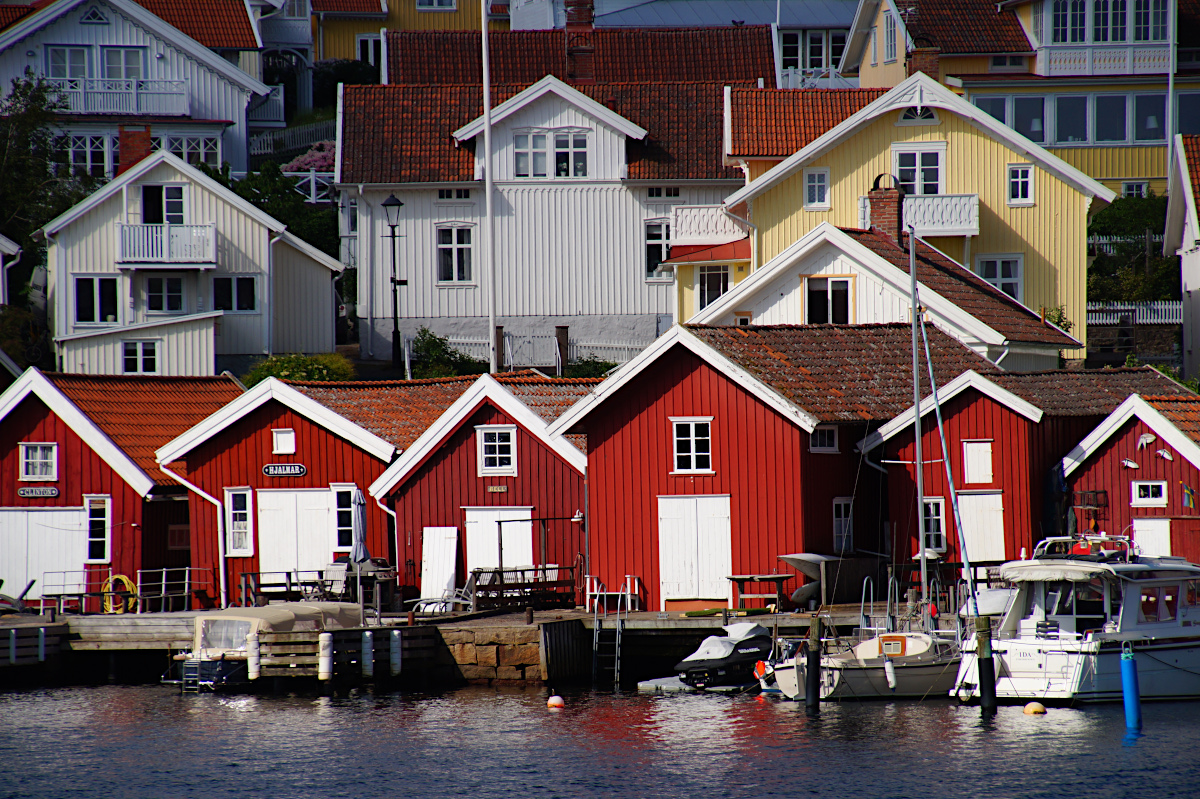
(147, 276), (183, 313)
(990, 55), (1025, 70)
(976, 255), (1022, 300)
(830, 31), (847, 69)
(833, 498), (853, 554)
(672, 418), (712, 473)
(19, 443), (57, 481)
(1123, 181), (1148, 198)
(870, 26), (877, 65)
(781, 31), (801, 70)
(781, 31), (847, 71)
(68, 134), (107, 177)
(357, 34), (382, 65)
(436, 225), (472, 283)
(154, 135), (220, 167)
(1132, 480), (1167, 507)
(645, 221), (670, 280)
(980, 93), (1167, 145)
(884, 12), (896, 61)
(515, 130), (587, 178)
(1052, 0), (1087, 41)
(226, 489), (253, 555)
(281, 0), (307, 17)
(1133, 0), (1167, 41)
(923, 498), (946, 552)
(437, 188), (471, 200)
(1055, 95), (1088, 143)
(47, 46), (87, 79)
(76, 276), (118, 324)
(647, 187), (680, 199)
(417, 0), (455, 7)
(807, 31), (825, 69)
(122, 340), (158, 374)
(554, 132), (587, 177)
(1094, 0), (1128, 41)
(514, 132), (547, 178)
(811, 426), (838, 452)
(1008, 164), (1034, 206)
(804, 168), (829, 209)
(1095, 94), (1127, 142)
(697, 265), (729, 311)
(102, 48), (141, 80)
(334, 488), (354, 548)
(86, 497), (110, 563)
(214, 276), (257, 312)
(895, 147), (942, 195)
(477, 425), (516, 476)
(142, 185), (185, 225)
(807, 277), (850, 324)
(898, 107), (938, 124)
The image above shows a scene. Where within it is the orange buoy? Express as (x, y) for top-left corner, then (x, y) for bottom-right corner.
(1024, 701), (1047, 715)
(547, 695), (565, 709)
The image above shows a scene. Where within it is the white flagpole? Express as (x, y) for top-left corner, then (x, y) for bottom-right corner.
(482, 1), (497, 373)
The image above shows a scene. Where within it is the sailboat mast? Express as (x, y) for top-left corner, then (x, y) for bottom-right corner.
(481, 1), (497, 373)
(909, 224), (929, 616)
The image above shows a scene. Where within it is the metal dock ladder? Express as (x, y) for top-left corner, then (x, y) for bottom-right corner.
(592, 580), (631, 689)
(181, 659), (202, 693)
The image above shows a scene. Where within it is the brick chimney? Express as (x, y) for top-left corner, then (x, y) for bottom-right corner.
(116, 125), (154, 175)
(867, 178), (905, 244)
(565, 0), (595, 84)
(906, 46), (940, 79)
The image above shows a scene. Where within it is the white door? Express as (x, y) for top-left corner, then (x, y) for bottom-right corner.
(463, 507), (533, 573)
(0, 508), (87, 600)
(257, 490), (332, 573)
(420, 526), (458, 598)
(657, 495), (732, 608)
(957, 493), (1007, 562)
(1133, 517), (1172, 556)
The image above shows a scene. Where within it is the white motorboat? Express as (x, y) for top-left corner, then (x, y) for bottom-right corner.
(953, 535), (1200, 703)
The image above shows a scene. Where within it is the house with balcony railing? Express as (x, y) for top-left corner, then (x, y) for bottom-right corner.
(39, 151), (343, 376)
(0, 0), (281, 174)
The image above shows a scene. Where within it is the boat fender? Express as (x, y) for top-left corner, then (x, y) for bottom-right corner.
(928, 603), (939, 620)
(247, 633), (260, 680)
(317, 632), (334, 681)
(883, 657), (897, 691)
(754, 660), (767, 680)
(547, 695), (565, 710)
(1024, 702), (1047, 715)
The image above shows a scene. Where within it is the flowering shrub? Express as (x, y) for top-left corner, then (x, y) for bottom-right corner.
(243, 352), (356, 386)
(283, 141), (336, 172)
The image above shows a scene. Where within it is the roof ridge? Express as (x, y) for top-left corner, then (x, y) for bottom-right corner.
(284, 374), (482, 388)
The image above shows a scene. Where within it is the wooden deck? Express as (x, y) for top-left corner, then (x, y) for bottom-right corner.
(0, 616), (70, 668)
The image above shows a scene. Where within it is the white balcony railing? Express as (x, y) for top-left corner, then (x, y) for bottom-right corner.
(669, 205), (747, 247)
(1041, 43), (1171, 76)
(117, 223), (217, 264)
(779, 67), (859, 89)
(248, 85), (286, 125)
(903, 194), (980, 237)
(1087, 301), (1182, 326)
(47, 78), (188, 115)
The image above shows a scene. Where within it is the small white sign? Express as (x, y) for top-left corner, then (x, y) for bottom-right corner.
(263, 463), (307, 477)
(18, 486), (59, 498)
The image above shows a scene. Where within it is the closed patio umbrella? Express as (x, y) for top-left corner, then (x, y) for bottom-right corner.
(350, 488), (370, 624)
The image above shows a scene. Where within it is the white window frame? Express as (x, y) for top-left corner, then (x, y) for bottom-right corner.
(331, 483), (356, 552)
(922, 497), (947, 553)
(1007, 164), (1035, 207)
(803, 167), (831, 210)
(80, 6), (108, 24)
(281, 0), (308, 18)
(66, 133), (111, 178)
(1123, 181), (1149, 198)
(869, 26), (877, 66)
(145, 274), (185, 315)
(891, 141), (946, 196)
(990, 54), (1026, 72)
(962, 440), (994, 484)
(224, 488), (254, 557)
(696, 265), (730, 314)
(101, 46), (142, 80)
(780, 30), (801, 70)
(435, 223), (475, 285)
(357, 33), (382, 65)
(552, 130), (589, 178)
(141, 183), (187, 225)
(272, 428), (296, 455)
(670, 416), (714, 474)
(810, 426), (839, 453)
(416, 0), (456, 9)
(805, 276), (853, 324)
(476, 424), (517, 477)
(436, 188), (472, 202)
(19, 442), (58, 481)
(974, 254), (1024, 302)
(896, 107), (939, 126)
(833, 497), (853, 554)
(47, 45), (88, 79)
(212, 275), (258, 314)
(122, 340), (159, 374)
(84, 495), (111, 564)
(153, 134), (220, 168)
(733, 313), (751, 326)
(1132, 480), (1167, 507)
(884, 11), (897, 62)
(645, 219), (672, 283)
(74, 274), (120, 326)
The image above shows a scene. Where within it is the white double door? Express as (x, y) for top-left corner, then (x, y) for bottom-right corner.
(657, 495), (731, 609)
(257, 489), (335, 574)
(463, 507), (533, 573)
(0, 508), (87, 599)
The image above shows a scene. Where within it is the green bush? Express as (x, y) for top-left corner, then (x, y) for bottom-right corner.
(410, 327), (488, 379)
(565, 354), (616, 378)
(243, 352), (356, 386)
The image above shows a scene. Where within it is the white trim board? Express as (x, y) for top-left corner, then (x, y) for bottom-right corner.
(452, 76), (648, 142)
(55, 311), (225, 343)
(1165, 134), (1200, 253)
(155, 376), (396, 465)
(1062, 394), (1200, 477)
(369, 373), (587, 499)
(0, 368), (155, 496)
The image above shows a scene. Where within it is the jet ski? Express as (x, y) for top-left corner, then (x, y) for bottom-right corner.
(674, 622), (774, 689)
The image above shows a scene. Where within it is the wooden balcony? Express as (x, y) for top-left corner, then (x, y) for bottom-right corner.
(669, 205), (748, 246)
(117, 224), (217, 265)
(903, 194), (979, 237)
(1041, 43), (1171, 76)
(48, 78), (188, 115)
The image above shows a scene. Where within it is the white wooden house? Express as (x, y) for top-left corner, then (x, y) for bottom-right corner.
(39, 150), (343, 376)
(335, 76), (745, 362)
(0, 0), (277, 173)
(1166, 134), (1200, 380)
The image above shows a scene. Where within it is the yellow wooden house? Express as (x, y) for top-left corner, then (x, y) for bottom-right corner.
(837, 0), (1200, 196)
(312, 0), (507, 64)
(669, 73), (1115, 358)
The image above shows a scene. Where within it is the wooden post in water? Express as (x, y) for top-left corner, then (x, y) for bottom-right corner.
(805, 613), (822, 712)
(975, 615), (997, 714)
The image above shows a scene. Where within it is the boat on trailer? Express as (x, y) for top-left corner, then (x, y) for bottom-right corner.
(953, 535), (1200, 704)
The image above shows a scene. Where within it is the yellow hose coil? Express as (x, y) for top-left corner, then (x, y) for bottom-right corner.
(102, 574), (137, 614)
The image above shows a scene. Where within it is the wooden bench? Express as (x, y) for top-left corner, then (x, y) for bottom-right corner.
(727, 574), (793, 609)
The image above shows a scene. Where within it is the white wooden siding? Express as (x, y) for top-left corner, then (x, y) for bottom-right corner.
(272, 239), (335, 354)
(0, 508), (87, 600)
(958, 493), (1006, 562)
(59, 314), (218, 375)
(1132, 517), (1171, 557)
(962, 441), (993, 484)
(478, 94), (628, 182)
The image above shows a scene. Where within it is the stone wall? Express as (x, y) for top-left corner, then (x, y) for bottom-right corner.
(438, 625), (543, 684)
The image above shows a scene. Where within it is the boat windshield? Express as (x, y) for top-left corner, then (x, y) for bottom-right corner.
(1023, 578), (1115, 635)
(200, 620), (252, 651)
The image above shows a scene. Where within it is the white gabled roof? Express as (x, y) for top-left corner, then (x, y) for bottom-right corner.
(155, 377), (396, 465)
(0, 232), (19, 257)
(838, 0), (882, 74)
(1062, 394), (1200, 477)
(452, 75), (648, 142)
(279, 230), (344, 273)
(0, 347), (22, 380)
(1165, 134), (1200, 253)
(0, 0), (270, 96)
(368, 373), (587, 499)
(0, 368), (155, 496)
(724, 73), (1117, 208)
(55, 311), (225, 343)
(857, 370), (1043, 452)
(547, 325), (821, 439)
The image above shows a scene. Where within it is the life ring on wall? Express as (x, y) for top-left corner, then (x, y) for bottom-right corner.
(102, 574), (137, 614)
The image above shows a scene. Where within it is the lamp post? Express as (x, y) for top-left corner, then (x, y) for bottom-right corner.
(381, 193), (405, 369)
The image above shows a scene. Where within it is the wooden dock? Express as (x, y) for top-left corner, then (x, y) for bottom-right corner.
(1, 616), (70, 669)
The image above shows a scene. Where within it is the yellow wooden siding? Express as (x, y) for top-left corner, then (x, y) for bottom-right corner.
(746, 161), (780, 181)
(675, 262), (751, 321)
(1047, 145), (1168, 192)
(749, 108), (1092, 352)
(858, 3), (908, 88)
(316, 0), (506, 62)
(938, 56), (992, 81)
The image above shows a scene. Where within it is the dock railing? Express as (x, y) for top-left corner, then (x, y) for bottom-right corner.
(469, 564), (578, 610)
(136, 567), (211, 613)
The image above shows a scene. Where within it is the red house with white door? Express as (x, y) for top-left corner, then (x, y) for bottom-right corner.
(0, 369), (242, 607)
(860, 368), (1189, 567)
(1064, 394), (1200, 562)
(549, 323), (995, 612)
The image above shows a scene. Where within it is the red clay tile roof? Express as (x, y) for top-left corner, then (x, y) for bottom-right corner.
(339, 81), (747, 183)
(48, 373), (244, 486)
(493, 372), (602, 424)
(385, 26), (776, 85)
(841, 228), (1078, 348)
(905, 0), (1031, 55)
(1183, 135), (1200, 206)
(990, 369), (1192, 417)
(131, 0), (259, 50)
(311, 0), (385, 14)
(728, 88), (885, 158)
(0, 5), (35, 30)
(1145, 394), (1200, 445)
(685, 323), (998, 423)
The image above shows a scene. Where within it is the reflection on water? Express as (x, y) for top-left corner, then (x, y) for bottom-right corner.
(2, 686), (1198, 798)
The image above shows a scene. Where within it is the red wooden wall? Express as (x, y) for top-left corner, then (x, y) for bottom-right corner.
(388, 401), (585, 594)
(177, 399), (391, 604)
(582, 347), (883, 611)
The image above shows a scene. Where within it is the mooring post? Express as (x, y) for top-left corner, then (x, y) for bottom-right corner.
(525, 606), (534, 625)
(805, 613), (822, 712)
(407, 610), (416, 627)
(1122, 643), (1142, 731)
(362, 630), (375, 678)
(976, 615), (997, 714)
(390, 629), (403, 677)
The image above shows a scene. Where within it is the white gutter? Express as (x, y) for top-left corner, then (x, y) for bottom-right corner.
(159, 463), (228, 608)
(1, 248), (20, 306)
(267, 231), (284, 356)
(375, 495), (398, 573)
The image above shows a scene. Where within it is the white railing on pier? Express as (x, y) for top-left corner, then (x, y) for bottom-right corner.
(48, 78), (188, 115)
(286, 169), (335, 203)
(248, 85), (286, 125)
(904, 194), (979, 236)
(423, 334), (653, 370)
(249, 118), (335, 155)
(1089, 233), (1164, 255)
(1042, 43), (1170, 76)
(1087, 301), (1182, 326)
(117, 223), (217, 264)
(670, 205), (747, 247)
(569, 339), (649, 365)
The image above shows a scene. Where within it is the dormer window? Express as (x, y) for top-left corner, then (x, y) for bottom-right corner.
(80, 6), (108, 23)
(514, 129), (588, 179)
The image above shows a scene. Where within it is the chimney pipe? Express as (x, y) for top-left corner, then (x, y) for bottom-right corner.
(867, 174), (905, 245)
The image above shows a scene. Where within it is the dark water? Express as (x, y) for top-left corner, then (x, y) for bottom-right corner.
(2, 685), (1199, 798)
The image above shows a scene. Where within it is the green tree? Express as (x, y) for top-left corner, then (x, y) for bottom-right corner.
(565, 354), (615, 378)
(1087, 192), (1179, 303)
(409, 327), (488, 379)
(242, 352), (356, 386)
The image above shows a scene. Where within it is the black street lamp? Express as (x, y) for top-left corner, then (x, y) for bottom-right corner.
(381, 193), (405, 369)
